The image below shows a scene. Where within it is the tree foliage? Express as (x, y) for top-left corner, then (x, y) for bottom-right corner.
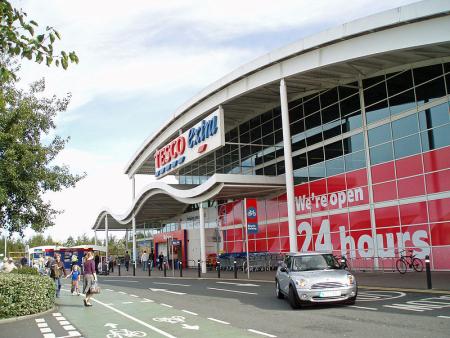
(0, 72), (85, 234)
(0, 0), (78, 82)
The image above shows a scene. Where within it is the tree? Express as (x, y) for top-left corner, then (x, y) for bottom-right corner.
(0, 0), (78, 82)
(64, 235), (75, 247)
(0, 73), (85, 235)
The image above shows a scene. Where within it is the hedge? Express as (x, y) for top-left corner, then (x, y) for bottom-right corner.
(11, 266), (40, 275)
(0, 273), (55, 319)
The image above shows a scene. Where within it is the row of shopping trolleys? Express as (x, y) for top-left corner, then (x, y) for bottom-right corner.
(217, 253), (284, 272)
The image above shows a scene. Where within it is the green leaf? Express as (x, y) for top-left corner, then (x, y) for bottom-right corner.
(30, 20), (38, 26)
(46, 56), (53, 66)
(54, 30), (61, 40)
(37, 34), (44, 43)
(26, 24), (34, 36)
(55, 59), (60, 67)
(49, 33), (55, 43)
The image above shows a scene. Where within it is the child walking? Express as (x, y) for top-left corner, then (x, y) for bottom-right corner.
(66, 264), (81, 295)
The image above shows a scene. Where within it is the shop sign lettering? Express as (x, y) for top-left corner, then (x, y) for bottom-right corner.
(295, 187), (364, 211)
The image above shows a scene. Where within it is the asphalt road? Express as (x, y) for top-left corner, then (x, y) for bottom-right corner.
(1, 275), (449, 338)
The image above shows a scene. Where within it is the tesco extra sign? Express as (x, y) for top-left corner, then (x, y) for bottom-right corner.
(154, 108), (225, 178)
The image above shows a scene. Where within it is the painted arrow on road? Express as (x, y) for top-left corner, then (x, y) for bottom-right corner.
(149, 288), (186, 295)
(104, 323), (118, 328)
(182, 324), (199, 330)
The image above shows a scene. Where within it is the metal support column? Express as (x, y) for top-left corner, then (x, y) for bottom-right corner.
(199, 203), (207, 274)
(105, 216), (109, 261)
(94, 231), (97, 246)
(280, 78), (298, 253)
(132, 215), (137, 269)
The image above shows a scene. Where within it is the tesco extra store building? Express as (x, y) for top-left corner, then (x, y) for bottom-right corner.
(94, 1), (450, 271)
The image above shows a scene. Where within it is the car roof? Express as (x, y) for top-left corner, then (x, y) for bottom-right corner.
(286, 252), (333, 257)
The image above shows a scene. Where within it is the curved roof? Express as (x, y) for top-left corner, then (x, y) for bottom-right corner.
(125, 0), (450, 177)
(93, 174), (285, 230)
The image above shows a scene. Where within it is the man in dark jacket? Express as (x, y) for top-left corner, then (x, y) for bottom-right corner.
(50, 254), (67, 297)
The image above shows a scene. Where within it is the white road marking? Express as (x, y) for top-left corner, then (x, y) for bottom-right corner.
(207, 317), (230, 325)
(149, 288), (186, 295)
(43, 334), (55, 338)
(35, 318), (45, 323)
(357, 291), (406, 302)
(52, 313), (62, 316)
(383, 304), (425, 312)
(181, 324), (199, 330)
(349, 305), (378, 311)
(63, 325), (76, 331)
(182, 310), (198, 316)
(91, 297), (177, 338)
(160, 303), (173, 308)
(37, 323), (48, 327)
(248, 329), (277, 337)
(153, 282), (191, 287)
(383, 296), (450, 312)
(40, 328), (52, 333)
(438, 316), (450, 319)
(122, 301), (134, 304)
(55, 316), (66, 321)
(118, 291), (127, 294)
(105, 289), (114, 291)
(67, 330), (82, 337)
(103, 280), (138, 283)
(217, 281), (260, 287)
(130, 294), (139, 298)
(207, 287), (258, 295)
(141, 298), (154, 303)
(60, 321), (70, 325)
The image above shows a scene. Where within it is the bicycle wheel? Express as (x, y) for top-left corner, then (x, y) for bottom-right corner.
(412, 258), (424, 272)
(396, 259), (407, 274)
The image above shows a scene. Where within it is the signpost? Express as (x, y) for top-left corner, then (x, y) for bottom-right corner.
(244, 198), (258, 280)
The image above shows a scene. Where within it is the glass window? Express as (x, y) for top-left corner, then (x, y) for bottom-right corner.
(387, 70), (413, 97)
(262, 132), (275, 146)
(342, 111), (362, 132)
(305, 112), (321, 130)
(294, 167), (309, 183)
(320, 88), (338, 108)
(240, 120), (250, 134)
(338, 83), (358, 99)
(366, 100), (390, 125)
(388, 89), (416, 116)
(305, 126), (323, 146)
(261, 120), (274, 135)
(309, 162), (326, 181)
(250, 126), (262, 143)
(421, 124), (450, 151)
(307, 147), (324, 166)
(368, 124), (392, 146)
(363, 75), (385, 89)
(289, 104), (303, 122)
(261, 110), (273, 123)
(274, 130), (283, 144)
(419, 103), (450, 130)
(413, 64), (443, 86)
(415, 77), (446, 104)
(392, 114), (419, 139)
(340, 94), (360, 116)
(364, 82), (387, 106)
(343, 133), (364, 153)
(292, 154), (307, 170)
(394, 134), (421, 159)
(326, 156), (345, 176)
(291, 119), (305, 136)
(304, 96), (320, 116)
(370, 142), (393, 165)
(273, 115), (282, 130)
(264, 164), (276, 176)
(321, 103), (340, 124)
(344, 150), (366, 171)
(240, 132), (250, 144)
(276, 161), (286, 175)
(292, 135), (306, 152)
(322, 120), (342, 140)
(324, 140), (343, 160)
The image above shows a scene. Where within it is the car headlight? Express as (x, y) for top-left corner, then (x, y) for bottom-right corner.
(295, 278), (308, 288)
(347, 274), (355, 285)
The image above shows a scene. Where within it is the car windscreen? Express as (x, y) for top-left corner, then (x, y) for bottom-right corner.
(291, 254), (340, 271)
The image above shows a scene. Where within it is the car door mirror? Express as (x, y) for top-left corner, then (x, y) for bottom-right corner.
(280, 266), (287, 272)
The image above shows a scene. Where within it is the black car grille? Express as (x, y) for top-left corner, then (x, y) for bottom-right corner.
(311, 282), (344, 289)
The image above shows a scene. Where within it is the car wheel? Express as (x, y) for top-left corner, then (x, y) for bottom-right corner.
(288, 286), (302, 309)
(275, 280), (284, 299)
(345, 296), (356, 305)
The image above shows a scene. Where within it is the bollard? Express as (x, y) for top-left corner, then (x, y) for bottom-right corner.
(217, 261), (221, 278)
(425, 255), (432, 289)
(148, 261), (151, 277)
(118, 263), (121, 276)
(180, 262), (183, 277)
(234, 260), (237, 279)
(197, 260), (201, 278)
(164, 262), (167, 277)
(133, 261), (136, 276)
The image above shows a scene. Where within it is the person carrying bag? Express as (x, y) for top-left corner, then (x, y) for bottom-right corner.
(82, 251), (98, 306)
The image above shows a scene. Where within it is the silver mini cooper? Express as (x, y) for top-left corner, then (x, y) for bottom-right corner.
(275, 252), (357, 309)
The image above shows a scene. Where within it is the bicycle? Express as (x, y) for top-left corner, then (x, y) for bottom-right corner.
(395, 249), (423, 274)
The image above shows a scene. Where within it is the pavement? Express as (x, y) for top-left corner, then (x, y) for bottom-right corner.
(1, 276), (449, 338)
(107, 264), (450, 291)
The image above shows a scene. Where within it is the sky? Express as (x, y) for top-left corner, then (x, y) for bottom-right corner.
(12, 0), (419, 242)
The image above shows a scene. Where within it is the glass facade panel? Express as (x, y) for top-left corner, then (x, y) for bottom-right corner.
(366, 100), (390, 124)
(418, 103), (450, 130)
(370, 142), (393, 165)
(392, 114), (419, 139)
(394, 134), (421, 159)
(368, 124), (392, 146)
(421, 124), (450, 151)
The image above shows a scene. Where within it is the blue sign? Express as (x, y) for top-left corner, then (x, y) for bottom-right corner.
(246, 199), (258, 234)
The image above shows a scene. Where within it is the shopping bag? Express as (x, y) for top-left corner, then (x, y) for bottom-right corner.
(89, 280), (101, 294)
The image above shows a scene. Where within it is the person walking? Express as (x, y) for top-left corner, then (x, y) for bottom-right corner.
(141, 251), (149, 271)
(82, 251), (97, 307)
(50, 254), (66, 298)
(20, 255), (28, 267)
(124, 251), (130, 272)
(94, 254), (100, 274)
(149, 250), (154, 271)
(158, 252), (164, 271)
(108, 255), (114, 273)
(66, 264), (81, 295)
